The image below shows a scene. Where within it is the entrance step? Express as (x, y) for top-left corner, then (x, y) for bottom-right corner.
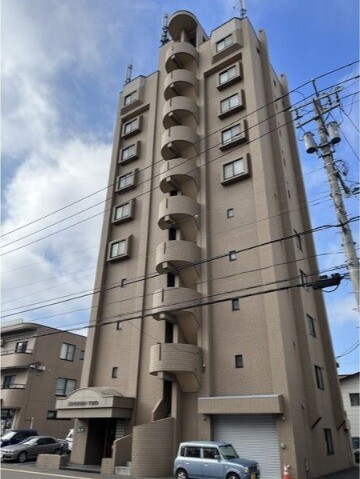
(115, 465), (131, 476)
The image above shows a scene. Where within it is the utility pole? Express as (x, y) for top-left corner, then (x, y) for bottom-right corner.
(296, 82), (359, 308)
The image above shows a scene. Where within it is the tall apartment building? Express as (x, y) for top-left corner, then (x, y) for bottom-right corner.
(56, 11), (353, 478)
(1, 319), (85, 438)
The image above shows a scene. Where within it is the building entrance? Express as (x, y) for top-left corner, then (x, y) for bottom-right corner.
(85, 418), (126, 464)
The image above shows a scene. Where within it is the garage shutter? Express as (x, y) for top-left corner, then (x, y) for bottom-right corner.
(213, 414), (281, 479)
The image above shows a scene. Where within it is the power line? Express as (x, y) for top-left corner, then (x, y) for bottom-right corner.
(1, 265), (347, 346)
(2, 217), (357, 318)
(3, 82), (357, 256)
(1, 64), (358, 244)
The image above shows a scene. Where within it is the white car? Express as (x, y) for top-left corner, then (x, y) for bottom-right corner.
(65, 429), (74, 451)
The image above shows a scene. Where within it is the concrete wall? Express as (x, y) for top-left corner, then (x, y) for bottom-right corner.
(131, 418), (175, 477)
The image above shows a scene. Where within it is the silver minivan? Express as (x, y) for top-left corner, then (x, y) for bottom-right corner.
(173, 441), (260, 479)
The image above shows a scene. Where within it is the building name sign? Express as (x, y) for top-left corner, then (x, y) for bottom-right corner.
(67, 401), (99, 407)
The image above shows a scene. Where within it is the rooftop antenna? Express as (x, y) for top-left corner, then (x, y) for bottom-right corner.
(124, 61), (133, 85)
(233, 0), (247, 18)
(161, 13), (170, 45)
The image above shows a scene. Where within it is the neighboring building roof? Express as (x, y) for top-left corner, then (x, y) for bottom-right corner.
(339, 372), (360, 381)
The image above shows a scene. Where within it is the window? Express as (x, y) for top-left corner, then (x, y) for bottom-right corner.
(2, 375), (16, 389)
(216, 34), (233, 52)
(120, 144), (136, 162)
(113, 202), (131, 223)
(300, 270), (309, 291)
(124, 91), (137, 105)
(227, 208), (234, 218)
(123, 119), (138, 135)
(294, 229), (303, 251)
(79, 350), (85, 361)
(112, 367), (118, 379)
(60, 343), (75, 361)
(185, 447), (201, 458)
(47, 410), (58, 419)
(307, 314), (316, 337)
(116, 321), (122, 331)
(229, 250), (237, 261)
(235, 355), (244, 368)
(15, 341), (28, 353)
(109, 239), (126, 260)
(219, 65), (237, 86)
(315, 365), (325, 390)
(203, 447), (219, 459)
(117, 171), (136, 191)
(350, 393), (360, 406)
(55, 378), (76, 396)
(220, 93), (240, 114)
(324, 429), (334, 455)
(221, 123), (244, 146)
(224, 159), (244, 180)
(232, 298), (240, 311)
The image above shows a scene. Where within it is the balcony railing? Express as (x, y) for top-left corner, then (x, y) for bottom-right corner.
(149, 343), (202, 392)
(1, 350), (34, 369)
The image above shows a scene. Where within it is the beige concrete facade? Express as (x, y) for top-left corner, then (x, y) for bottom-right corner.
(56, 11), (353, 478)
(1, 319), (85, 439)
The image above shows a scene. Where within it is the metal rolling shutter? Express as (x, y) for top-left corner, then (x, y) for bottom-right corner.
(213, 414), (281, 479)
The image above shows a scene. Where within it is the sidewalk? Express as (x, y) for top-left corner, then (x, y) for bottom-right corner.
(319, 466), (359, 479)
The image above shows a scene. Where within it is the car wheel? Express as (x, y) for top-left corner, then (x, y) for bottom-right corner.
(17, 451), (27, 463)
(54, 448), (61, 455)
(227, 474), (240, 479)
(176, 469), (188, 479)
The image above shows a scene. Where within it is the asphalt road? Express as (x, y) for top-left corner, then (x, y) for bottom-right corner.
(1, 463), (106, 479)
(1, 462), (358, 479)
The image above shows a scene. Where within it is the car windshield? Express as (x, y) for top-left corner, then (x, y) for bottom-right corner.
(1, 432), (17, 440)
(20, 437), (39, 445)
(219, 444), (239, 459)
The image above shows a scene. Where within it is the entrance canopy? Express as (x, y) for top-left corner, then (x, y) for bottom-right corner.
(56, 387), (134, 419)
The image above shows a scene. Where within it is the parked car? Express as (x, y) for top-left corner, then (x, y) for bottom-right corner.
(174, 441), (260, 479)
(0, 429), (38, 448)
(0, 435), (68, 463)
(352, 436), (359, 464)
(65, 429), (74, 451)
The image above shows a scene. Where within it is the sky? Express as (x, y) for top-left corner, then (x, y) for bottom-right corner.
(1, 0), (359, 374)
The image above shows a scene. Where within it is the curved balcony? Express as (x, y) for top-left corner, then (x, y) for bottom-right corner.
(1, 351), (34, 369)
(163, 97), (199, 129)
(152, 286), (200, 344)
(164, 69), (198, 100)
(159, 158), (199, 197)
(158, 195), (199, 241)
(161, 126), (198, 160)
(156, 240), (200, 284)
(168, 11), (199, 42)
(1, 386), (26, 408)
(165, 42), (198, 73)
(149, 343), (202, 392)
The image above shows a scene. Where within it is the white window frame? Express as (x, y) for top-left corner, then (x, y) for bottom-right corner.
(220, 93), (240, 114)
(216, 34), (233, 52)
(124, 91), (137, 106)
(219, 65), (237, 86)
